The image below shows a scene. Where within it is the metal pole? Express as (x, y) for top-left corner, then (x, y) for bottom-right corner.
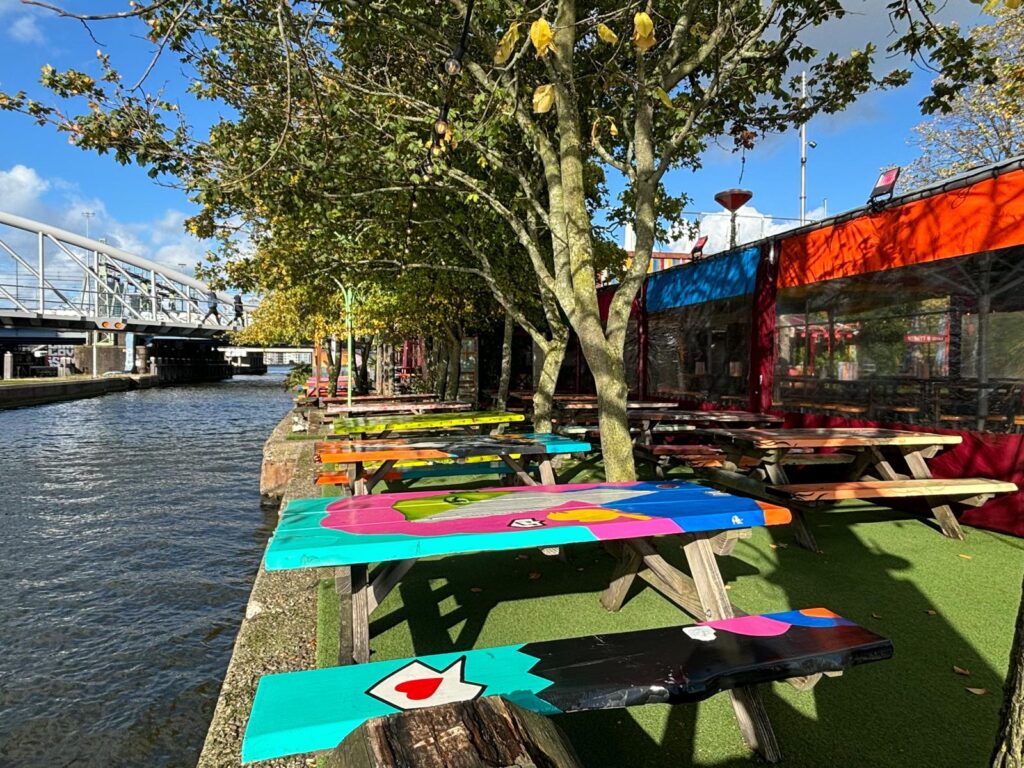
(37, 231), (45, 313)
(345, 286), (354, 407)
(150, 269), (158, 319)
(799, 71), (807, 225)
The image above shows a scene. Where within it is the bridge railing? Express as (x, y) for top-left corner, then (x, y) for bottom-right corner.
(0, 211), (251, 334)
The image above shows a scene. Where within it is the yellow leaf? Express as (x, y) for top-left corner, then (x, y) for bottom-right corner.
(590, 119), (600, 144)
(654, 87), (674, 109)
(530, 19), (554, 58)
(533, 83), (555, 113)
(494, 23), (520, 65)
(597, 23), (618, 45)
(632, 12), (656, 51)
(608, 117), (618, 136)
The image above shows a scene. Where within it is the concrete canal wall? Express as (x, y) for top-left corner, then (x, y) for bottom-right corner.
(199, 410), (321, 768)
(0, 374), (159, 410)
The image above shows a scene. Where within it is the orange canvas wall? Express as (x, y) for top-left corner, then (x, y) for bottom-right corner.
(779, 168), (1024, 288)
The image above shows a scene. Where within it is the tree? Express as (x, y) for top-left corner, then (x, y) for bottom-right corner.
(903, 9), (1024, 191)
(2, 0), (996, 479)
(994, 572), (1024, 768)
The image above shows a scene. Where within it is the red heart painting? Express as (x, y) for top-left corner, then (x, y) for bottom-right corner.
(395, 677), (443, 701)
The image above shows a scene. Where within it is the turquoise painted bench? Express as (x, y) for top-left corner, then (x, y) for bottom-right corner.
(242, 608), (891, 763)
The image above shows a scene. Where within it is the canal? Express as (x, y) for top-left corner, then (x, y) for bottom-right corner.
(0, 371), (291, 767)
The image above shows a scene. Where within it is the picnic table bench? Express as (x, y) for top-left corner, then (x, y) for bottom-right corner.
(692, 427), (1017, 551)
(243, 607), (891, 764)
(264, 479), (794, 757)
(314, 433), (590, 494)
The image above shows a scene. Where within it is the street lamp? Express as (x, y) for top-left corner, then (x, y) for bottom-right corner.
(714, 188), (753, 250)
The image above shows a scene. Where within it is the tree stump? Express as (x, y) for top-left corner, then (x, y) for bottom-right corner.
(324, 697), (584, 768)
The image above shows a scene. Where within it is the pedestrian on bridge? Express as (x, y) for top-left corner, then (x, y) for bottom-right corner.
(202, 289), (220, 325)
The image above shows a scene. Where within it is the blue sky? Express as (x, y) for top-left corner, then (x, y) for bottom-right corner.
(0, 0), (991, 270)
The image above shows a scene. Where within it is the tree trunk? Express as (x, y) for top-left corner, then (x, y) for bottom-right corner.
(326, 696), (583, 768)
(432, 337), (448, 399)
(577, 325), (635, 481)
(324, 337), (340, 398)
(533, 336), (567, 433)
(356, 336), (372, 394)
(445, 332), (461, 401)
(496, 310), (514, 411)
(992, 572), (1024, 767)
(382, 343), (395, 397)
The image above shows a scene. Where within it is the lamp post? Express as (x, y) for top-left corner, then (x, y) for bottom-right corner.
(714, 188), (753, 250)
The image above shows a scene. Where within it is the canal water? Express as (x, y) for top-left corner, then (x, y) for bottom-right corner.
(0, 371), (291, 767)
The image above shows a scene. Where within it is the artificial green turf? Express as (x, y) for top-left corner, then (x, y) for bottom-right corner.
(315, 578), (340, 670)
(316, 460), (1024, 766)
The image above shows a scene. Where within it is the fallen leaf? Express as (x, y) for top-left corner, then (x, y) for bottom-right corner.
(530, 19), (554, 57)
(926, 609), (938, 615)
(494, 24), (520, 65)
(724, 584), (732, 590)
(470, 587), (483, 593)
(966, 687), (988, 696)
(954, 665), (971, 676)
(529, 571), (542, 580)
(871, 612), (883, 619)
(597, 23), (618, 45)
(576, 567), (585, 572)
(959, 553), (973, 560)
(533, 83), (555, 113)
(516, 553), (529, 560)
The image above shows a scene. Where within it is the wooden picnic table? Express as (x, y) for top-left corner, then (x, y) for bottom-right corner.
(321, 393), (439, 405)
(324, 400), (473, 418)
(315, 433), (589, 494)
(692, 427), (1016, 551)
(628, 409), (783, 444)
(330, 410), (525, 440)
(264, 479), (793, 756)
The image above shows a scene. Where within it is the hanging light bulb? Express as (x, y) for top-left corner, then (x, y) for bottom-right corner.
(444, 56), (462, 76)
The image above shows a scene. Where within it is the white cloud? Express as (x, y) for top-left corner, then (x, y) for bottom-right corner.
(0, 163), (208, 274)
(9, 13), (43, 43)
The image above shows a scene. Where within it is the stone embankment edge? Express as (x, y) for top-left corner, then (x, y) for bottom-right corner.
(0, 374), (159, 409)
(198, 409), (324, 768)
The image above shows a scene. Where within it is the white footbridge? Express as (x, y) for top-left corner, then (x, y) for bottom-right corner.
(0, 211), (248, 338)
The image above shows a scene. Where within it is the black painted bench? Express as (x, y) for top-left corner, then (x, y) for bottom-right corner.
(242, 608), (892, 763)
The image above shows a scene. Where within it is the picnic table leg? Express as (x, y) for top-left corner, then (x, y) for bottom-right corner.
(682, 533), (782, 763)
(500, 454), (540, 486)
(350, 563), (371, 664)
(763, 450), (819, 553)
(896, 447), (966, 541)
(599, 542), (643, 612)
(364, 459), (398, 494)
(538, 454), (557, 485)
(353, 460), (367, 496)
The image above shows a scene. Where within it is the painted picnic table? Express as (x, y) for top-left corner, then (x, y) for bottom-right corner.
(324, 400), (474, 418)
(315, 433), (590, 494)
(692, 427), (1017, 551)
(330, 410), (525, 439)
(264, 479), (792, 753)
